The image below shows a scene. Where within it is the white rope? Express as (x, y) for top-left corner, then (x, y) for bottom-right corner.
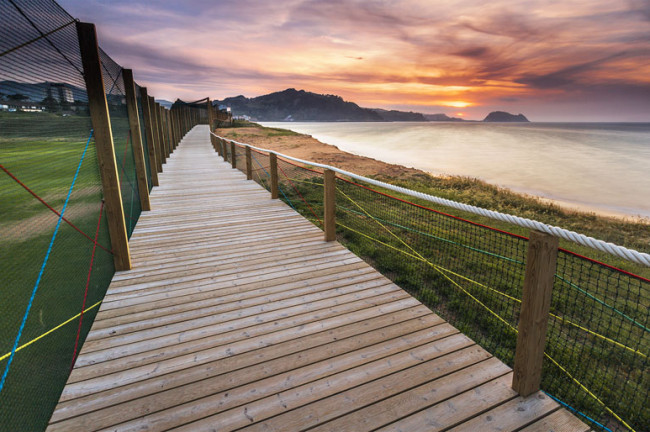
(211, 132), (650, 267)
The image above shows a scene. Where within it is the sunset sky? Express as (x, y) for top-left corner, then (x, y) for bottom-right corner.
(59, 0), (650, 121)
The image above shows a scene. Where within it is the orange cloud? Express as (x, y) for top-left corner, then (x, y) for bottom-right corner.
(59, 0), (650, 121)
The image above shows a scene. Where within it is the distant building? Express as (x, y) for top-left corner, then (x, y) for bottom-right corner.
(48, 83), (74, 103)
(7, 101), (45, 112)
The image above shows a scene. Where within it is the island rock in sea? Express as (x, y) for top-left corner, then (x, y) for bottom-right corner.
(483, 111), (530, 122)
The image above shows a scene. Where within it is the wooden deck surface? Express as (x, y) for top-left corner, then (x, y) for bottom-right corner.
(47, 126), (589, 432)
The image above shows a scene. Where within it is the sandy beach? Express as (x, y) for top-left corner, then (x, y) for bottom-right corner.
(215, 125), (650, 224)
(215, 126), (423, 179)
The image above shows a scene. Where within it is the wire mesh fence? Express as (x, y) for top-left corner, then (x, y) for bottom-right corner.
(1, 1), (116, 430)
(229, 139), (649, 432)
(250, 147), (271, 192)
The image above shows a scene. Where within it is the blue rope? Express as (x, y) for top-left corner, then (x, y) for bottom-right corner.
(543, 391), (613, 432)
(0, 129), (94, 393)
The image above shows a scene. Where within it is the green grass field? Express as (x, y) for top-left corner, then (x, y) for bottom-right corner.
(0, 111), (117, 431)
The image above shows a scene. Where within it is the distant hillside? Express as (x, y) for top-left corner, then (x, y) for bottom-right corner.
(424, 113), (466, 122)
(371, 108), (426, 121)
(483, 111), (529, 122)
(156, 99), (173, 109)
(215, 89), (435, 122)
(215, 89), (382, 122)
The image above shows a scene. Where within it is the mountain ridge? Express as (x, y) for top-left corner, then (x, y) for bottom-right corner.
(214, 89), (470, 122)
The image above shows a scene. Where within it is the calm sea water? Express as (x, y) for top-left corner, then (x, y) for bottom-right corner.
(261, 122), (650, 219)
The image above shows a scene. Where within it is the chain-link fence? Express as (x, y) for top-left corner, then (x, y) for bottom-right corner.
(224, 138), (649, 432)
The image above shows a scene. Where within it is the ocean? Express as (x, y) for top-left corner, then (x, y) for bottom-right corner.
(260, 121), (650, 219)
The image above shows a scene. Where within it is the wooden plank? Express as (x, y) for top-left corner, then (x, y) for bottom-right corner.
(305, 357), (511, 432)
(50, 312), (443, 428)
(167, 334), (476, 431)
(376, 373), (519, 431)
(244, 351), (504, 432)
(520, 409), (590, 432)
(447, 392), (560, 431)
(61, 298), (424, 402)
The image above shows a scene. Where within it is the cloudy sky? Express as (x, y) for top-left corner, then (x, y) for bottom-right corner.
(59, 0), (650, 121)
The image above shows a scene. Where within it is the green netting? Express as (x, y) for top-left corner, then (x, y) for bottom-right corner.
(99, 48), (141, 237)
(249, 147), (271, 192)
(1, 2), (115, 430)
(546, 252), (649, 431)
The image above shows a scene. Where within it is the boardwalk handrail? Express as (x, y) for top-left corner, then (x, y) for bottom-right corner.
(211, 132), (650, 268)
(217, 131), (649, 432)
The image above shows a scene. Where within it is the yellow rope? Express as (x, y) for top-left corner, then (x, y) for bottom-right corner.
(337, 188), (640, 429)
(340, 221), (636, 429)
(544, 353), (637, 432)
(0, 300), (102, 362)
(548, 313), (647, 359)
(339, 190), (648, 360)
(337, 222), (517, 332)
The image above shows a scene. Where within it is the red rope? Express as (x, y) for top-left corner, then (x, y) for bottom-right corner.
(338, 176), (529, 240)
(70, 200), (104, 369)
(277, 164), (323, 226)
(0, 164), (113, 254)
(337, 178), (649, 282)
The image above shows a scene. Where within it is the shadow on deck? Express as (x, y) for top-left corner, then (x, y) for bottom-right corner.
(47, 126), (589, 431)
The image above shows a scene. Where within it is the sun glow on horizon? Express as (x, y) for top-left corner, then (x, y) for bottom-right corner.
(441, 101), (472, 108)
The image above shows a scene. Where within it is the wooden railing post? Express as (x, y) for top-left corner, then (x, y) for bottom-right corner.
(221, 139), (227, 160)
(140, 87), (159, 186)
(158, 104), (169, 159)
(208, 98), (217, 152)
(270, 153), (279, 199)
(231, 142), (236, 169)
(122, 69), (151, 211)
(155, 102), (167, 163)
(163, 108), (175, 154)
(324, 169), (336, 241)
(169, 109), (178, 149)
(215, 135), (221, 156)
(76, 22), (131, 270)
(512, 230), (559, 396)
(149, 96), (163, 171)
(245, 146), (252, 180)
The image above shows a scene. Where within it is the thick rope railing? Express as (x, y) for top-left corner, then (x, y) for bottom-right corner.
(211, 132), (650, 267)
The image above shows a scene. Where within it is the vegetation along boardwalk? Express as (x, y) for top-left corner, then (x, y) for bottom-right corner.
(46, 126), (589, 431)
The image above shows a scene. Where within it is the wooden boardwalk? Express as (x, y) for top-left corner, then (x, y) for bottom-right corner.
(47, 126), (589, 431)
